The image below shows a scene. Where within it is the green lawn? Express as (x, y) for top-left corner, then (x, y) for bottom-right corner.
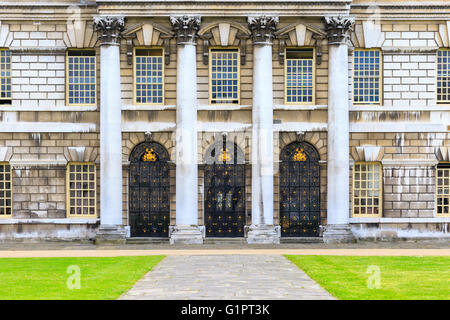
(0, 255), (164, 300)
(286, 255), (450, 300)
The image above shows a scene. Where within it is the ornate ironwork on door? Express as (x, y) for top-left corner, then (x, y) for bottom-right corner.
(204, 139), (245, 237)
(129, 142), (170, 237)
(280, 141), (320, 237)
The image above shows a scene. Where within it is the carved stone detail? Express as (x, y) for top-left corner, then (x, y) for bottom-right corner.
(93, 16), (125, 45)
(170, 15), (201, 44)
(247, 16), (279, 45)
(324, 16), (355, 45)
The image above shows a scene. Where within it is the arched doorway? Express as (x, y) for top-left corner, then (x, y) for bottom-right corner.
(204, 139), (245, 237)
(129, 141), (170, 237)
(279, 141), (320, 237)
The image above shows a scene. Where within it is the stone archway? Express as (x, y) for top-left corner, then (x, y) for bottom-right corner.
(204, 139), (245, 237)
(129, 141), (170, 237)
(279, 141), (320, 237)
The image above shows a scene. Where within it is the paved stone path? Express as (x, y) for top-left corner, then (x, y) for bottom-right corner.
(119, 255), (335, 300)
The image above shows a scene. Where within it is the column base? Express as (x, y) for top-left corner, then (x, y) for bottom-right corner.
(322, 224), (356, 243)
(169, 225), (203, 245)
(247, 225), (280, 244)
(95, 225), (127, 245)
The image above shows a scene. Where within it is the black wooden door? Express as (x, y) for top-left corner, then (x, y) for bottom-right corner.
(280, 142), (320, 237)
(204, 141), (245, 237)
(129, 142), (170, 237)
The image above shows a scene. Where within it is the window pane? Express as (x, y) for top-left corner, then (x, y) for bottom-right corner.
(285, 48), (314, 104)
(0, 163), (12, 216)
(210, 49), (239, 104)
(135, 48), (164, 104)
(352, 162), (382, 217)
(436, 166), (450, 216)
(353, 49), (381, 105)
(67, 163), (96, 216)
(437, 49), (450, 103)
(67, 50), (96, 105)
(0, 50), (11, 103)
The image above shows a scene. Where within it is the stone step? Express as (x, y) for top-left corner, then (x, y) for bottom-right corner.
(126, 237), (170, 244)
(280, 237), (323, 243)
(203, 237), (248, 245)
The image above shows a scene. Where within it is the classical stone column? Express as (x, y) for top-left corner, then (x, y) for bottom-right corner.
(93, 16), (127, 243)
(169, 16), (203, 244)
(323, 16), (356, 243)
(246, 16), (280, 244)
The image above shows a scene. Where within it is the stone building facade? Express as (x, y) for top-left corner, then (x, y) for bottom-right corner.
(0, 0), (449, 243)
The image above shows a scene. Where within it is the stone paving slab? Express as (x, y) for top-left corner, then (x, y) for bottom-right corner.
(119, 255), (335, 300)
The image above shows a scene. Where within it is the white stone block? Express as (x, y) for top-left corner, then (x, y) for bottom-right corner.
(21, 40), (38, 46)
(30, 77), (46, 85)
(401, 77), (418, 84)
(410, 55), (427, 62)
(38, 70), (55, 77)
(38, 39), (55, 47)
(29, 63), (46, 70)
(38, 55), (55, 63)
(401, 62), (418, 69)
(410, 39), (427, 46)
(419, 77), (435, 85)
(419, 92), (435, 99)
(13, 62), (29, 70)
(393, 39), (410, 46)
(419, 32), (435, 39)
(14, 32), (29, 39)
(29, 32), (46, 39)
(393, 55), (409, 62)
(21, 84), (38, 92)
(386, 32), (401, 39)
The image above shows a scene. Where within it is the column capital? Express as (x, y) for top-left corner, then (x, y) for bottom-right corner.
(247, 15), (279, 45)
(170, 15), (201, 45)
(93, 16), (125, 46)
(324, 16), (355, 45)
